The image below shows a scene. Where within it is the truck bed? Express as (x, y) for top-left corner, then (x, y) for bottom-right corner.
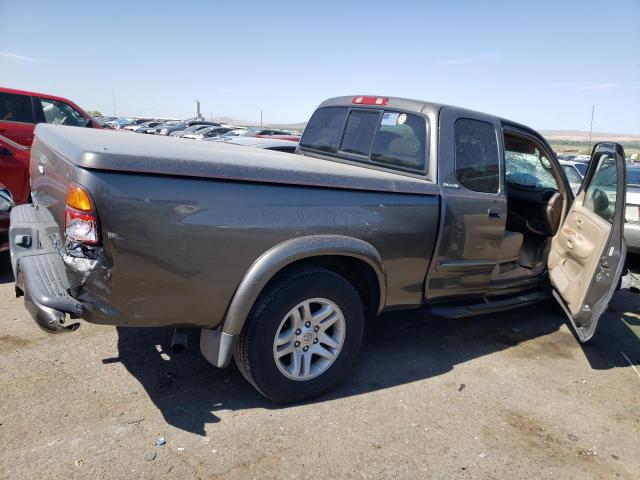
(32, 124), (439, 196)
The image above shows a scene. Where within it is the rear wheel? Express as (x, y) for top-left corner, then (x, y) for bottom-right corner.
(234, 266), (365, 403)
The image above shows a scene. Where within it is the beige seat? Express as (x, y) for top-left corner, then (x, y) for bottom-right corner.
(499, 230), (523, 263)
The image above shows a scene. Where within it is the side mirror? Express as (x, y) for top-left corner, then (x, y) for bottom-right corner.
(0, 189), (15, 214)
(85, 118), (94, 128)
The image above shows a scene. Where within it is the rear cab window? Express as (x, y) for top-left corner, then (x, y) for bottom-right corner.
(300, 106), (428, 174)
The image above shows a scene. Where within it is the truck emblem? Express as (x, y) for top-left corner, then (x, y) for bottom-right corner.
(442, 182), (460, 189)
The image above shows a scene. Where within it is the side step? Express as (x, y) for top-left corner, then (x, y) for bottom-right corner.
(427, 291), (548, 319)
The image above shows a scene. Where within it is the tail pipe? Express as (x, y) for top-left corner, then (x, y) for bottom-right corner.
(171, 328), (188, 353)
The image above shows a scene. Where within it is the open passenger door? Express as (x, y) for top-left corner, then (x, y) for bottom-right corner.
(548, 143), (627, 342)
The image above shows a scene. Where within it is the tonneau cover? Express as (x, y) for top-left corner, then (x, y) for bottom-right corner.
(34, 124), (438, 195)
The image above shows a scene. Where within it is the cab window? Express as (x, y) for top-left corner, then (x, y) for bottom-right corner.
(39, 98), (86, 127)
(454, 118), (499, 193)
(0, 92), (35, 123)
(340, 110), (379, 156)
(300, 107), (348, 153)
(369, 111), (426, 171)
(301, 106), (427, 173)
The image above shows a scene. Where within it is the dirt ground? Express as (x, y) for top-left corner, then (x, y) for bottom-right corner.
(0, 251), (638, 480)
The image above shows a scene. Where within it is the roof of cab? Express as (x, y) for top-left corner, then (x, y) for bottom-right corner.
(314, 95), (555, 156)
(318, 95), (446, 117)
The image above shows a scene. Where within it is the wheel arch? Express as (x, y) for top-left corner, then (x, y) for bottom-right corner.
(222, 235), (387, 338)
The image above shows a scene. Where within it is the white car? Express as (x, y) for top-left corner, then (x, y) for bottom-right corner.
(559, 160), (587, 194)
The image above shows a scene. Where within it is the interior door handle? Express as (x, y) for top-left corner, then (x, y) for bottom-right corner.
(488, 208), (504, 219)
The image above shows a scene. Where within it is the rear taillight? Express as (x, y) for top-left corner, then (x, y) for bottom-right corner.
(64, 183), (99, 245)
(626, 204), (640, 223)
(352, 96), (389, 106)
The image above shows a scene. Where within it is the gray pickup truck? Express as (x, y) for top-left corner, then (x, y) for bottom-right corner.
(5, 95), (627, 403)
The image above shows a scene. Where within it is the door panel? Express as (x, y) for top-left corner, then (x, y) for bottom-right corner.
(425, 108), (507, 300)
(0, 137), (29, 203)
(549, 143), (626, 342)
(549, 205), (610, 314)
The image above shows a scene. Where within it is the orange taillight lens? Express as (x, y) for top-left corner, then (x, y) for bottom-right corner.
(66, 184), (93, 212)
(64, 183), (99, 245)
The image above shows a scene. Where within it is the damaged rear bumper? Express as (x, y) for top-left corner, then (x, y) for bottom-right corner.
(10, 204), (83, 333)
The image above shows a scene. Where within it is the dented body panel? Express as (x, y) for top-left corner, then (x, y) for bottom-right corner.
(26, 125), (439, 330)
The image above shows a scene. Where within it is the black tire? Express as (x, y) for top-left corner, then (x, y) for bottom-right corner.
(233, 265), (365, 403)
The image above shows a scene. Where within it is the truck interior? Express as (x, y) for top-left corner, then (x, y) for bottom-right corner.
(493, 131), (568, 283)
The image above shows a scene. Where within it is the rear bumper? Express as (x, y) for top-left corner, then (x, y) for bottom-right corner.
(10, 204), (83, 333)
(625, 223), (640, 254)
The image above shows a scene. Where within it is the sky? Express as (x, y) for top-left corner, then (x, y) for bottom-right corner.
(1, 0), (639, 134)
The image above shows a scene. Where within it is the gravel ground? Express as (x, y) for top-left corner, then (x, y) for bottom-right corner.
(0, 251), (638, 480)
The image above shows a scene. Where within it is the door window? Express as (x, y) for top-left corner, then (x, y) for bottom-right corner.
(454, 118), (499, 193)
(504, 135), (559, 191)
(39, 98), (86, 127)
(584, 154), (617, 223)
(0, 92), (34, 123)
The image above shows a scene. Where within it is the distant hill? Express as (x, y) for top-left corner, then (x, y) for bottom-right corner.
(540, 130), (640, 142)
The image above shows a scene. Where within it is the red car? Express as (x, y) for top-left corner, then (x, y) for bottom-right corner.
(0, 87), (99, 147)
(0, 134), (30, 205)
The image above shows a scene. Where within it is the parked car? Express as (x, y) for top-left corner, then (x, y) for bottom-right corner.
(182, 126), (236, 140)
(123, 120), (164, 132)
(157, 120), (219, 136)
(625, 165), (640, 254)
(145, 120), (180, 134)
(256, 134), (301, 142)
(560, 160), (584, 194)
(0, 87), (100, 147)
(169, 124), (215, 137)
(219, 127), (285, 140)
(219, 136), (299, 153)
(8, 95), (627, 403)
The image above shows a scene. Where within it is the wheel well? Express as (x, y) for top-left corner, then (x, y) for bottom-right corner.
(268, 256), (381, 318)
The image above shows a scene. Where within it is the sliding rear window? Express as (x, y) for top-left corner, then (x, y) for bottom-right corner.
(299, 107), (348, 154)
(300, 107), (427, 173)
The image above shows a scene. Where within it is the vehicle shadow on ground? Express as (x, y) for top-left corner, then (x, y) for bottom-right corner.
(0, 252), (14, 284)
(111, 286), (640, 436)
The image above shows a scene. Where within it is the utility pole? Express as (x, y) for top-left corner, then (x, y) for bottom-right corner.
(112, 89), (117, 117)
(260, 109), (263, 127)
(587, 104), (595, 155)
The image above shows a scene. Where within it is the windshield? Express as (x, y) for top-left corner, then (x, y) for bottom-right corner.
(628, 168), (640, 186)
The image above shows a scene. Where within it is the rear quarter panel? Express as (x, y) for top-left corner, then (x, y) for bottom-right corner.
(76, 171), (440, 328)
